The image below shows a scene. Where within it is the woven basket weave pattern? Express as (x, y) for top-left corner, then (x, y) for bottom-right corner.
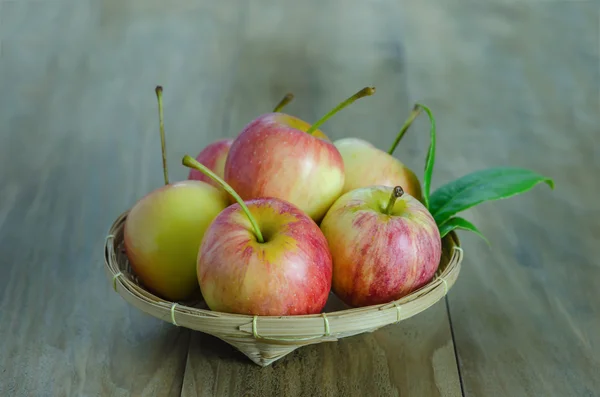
(104, 211), (462, 366)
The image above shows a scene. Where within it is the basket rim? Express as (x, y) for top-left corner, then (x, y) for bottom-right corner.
(104, 210), (462, 340)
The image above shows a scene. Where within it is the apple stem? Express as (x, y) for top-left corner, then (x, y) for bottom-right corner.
(181, 155), (265, 243)
(273, 93), (294, 112)
(385, 186), (404, 214)
(155, 86), (169, 185)
(306, 87), (376, 135)
(387, 105), (422, 155)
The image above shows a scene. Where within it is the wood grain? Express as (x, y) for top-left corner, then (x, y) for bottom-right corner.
(399, 1), (600, 396)
(0, 1), (240, 396)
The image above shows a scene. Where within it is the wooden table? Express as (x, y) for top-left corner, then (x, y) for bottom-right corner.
(1, 1), (598, 396)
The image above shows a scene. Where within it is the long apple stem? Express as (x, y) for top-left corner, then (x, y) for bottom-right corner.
(155, 86), (169, 185)
(273, 93), (294, 112)
(385, 186), (404, 214)
(387, 105), (422, 155)
(306, 87), (376, 135)
(181, 155), (265, 243)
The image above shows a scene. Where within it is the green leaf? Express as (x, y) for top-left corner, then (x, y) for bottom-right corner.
(438, 217), (489, 245)
(430, 167), (555, 226)
(415, 103), (436, 209)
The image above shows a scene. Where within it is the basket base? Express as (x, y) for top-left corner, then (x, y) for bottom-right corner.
(218, 335), (339, 367)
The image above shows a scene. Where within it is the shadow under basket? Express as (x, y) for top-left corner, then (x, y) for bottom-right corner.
(104, 211), (463, 367)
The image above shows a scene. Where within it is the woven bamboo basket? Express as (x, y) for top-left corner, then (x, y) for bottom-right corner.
(104, 210), (463, 367)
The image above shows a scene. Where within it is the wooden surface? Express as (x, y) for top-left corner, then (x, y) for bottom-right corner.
(0, 1), (598, 396)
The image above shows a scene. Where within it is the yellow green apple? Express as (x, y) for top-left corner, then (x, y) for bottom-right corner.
(123, 86), (229, 301)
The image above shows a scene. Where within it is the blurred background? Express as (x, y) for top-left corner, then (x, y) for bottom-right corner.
(0, 1), (598, 396)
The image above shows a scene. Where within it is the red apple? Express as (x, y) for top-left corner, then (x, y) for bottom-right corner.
(334, 137), (423, 201)
(182, 155), (332, 316)
(224, 87), (376, 222)
(186, 92), (301, 188)
(187, 138), (233, 188)
(124, 86), (229, 301)
(319, 185), (442, 307)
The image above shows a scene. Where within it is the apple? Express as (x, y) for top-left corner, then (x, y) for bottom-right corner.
(182, 155), (333, 316)
(319, 185), (442, 307)
(334, 138), (423, 201)
(187, 93), (298, 191)
(224, 87), (376, 222)
(123, 86), (229, 301)
(187, 138), (233, 188)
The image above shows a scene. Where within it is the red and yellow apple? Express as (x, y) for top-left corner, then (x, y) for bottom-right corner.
(224, 113), (344, 222)
(224, 87), (376, 222)
(319, 185), (442, 307)
(182, 155), (333, 316)
(186, 92), (301, 189)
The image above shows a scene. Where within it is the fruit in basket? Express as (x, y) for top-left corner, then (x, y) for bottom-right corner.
(124, 86), (229, 301)
(320, 185), (442, 307)
(333, 106), (423, 201)
(187, 93), (298, 188)
(224, 87), (376, 222)
(182, 155), (333, 316)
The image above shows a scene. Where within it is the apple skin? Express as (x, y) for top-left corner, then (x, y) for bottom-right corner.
(224, 113), (344, 222)
(319, 185), (441, 307)
(123, 180), (229, 301)
(197, 197), (333, 316)
(334, 138), (423, 202)
(188, 139), (233, 190)
(271, 112), (331, 141)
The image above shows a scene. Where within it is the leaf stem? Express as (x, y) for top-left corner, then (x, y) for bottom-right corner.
(387, 106), (422, 155)
(155, 86), (169, 185)
(306, 87), (376, 135)
(384, 186), (404, 214)
(415, 103), (436, 209)
(273, 93), (294, 112)
(182, 155), (265, 243)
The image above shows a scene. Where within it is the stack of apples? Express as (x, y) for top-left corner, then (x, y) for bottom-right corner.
(123, 86), (442, 316)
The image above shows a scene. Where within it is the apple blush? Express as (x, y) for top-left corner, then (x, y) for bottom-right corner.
(319, 185), (442, 308)
(182, 155), (333, 316)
